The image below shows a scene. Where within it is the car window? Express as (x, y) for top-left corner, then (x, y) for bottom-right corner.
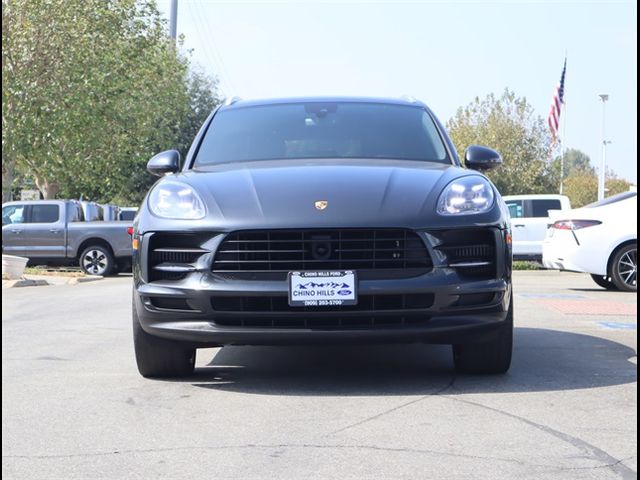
(119, 210), (137, 221)
(505, 200), (524, 219)
(195, 102), (450, 166)
(2, 205), (26, 225)
(531, 199), (561, 218)
(29, 205), (60, 223)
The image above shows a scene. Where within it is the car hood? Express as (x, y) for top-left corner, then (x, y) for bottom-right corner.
(141, 159), (503, 231)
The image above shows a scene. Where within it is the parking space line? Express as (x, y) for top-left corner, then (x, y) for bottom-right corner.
(598, 322), (637, 330)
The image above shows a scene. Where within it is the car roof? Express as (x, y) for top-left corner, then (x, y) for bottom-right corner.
(503, 194), (569, 201)
(583, 191), (637, 208)
(219, 96), (427, 111)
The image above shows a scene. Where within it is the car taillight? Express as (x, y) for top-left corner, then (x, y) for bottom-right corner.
(551, 220), (602, 230)
(126, 227), (139, 249)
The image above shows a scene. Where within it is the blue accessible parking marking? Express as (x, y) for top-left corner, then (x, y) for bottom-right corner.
(598, 322), (637, 330)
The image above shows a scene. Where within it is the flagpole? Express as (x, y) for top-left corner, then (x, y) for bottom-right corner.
(560, 98), (567, 194)
(560, 54), (567, 195)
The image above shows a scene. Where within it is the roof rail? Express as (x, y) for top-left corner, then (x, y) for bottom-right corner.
(400, 95), (418, 104)
(223, 96), (243, 106)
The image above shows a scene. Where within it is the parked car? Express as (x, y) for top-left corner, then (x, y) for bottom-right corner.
(2, 200), (132, 275)
(118, 207), (138, 221)
(132, 96), (514, 378)
(542, 192), (637, 291)
(503, 194), (571, 260)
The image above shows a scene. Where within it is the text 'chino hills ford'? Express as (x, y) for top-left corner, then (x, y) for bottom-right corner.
(131, 97), (513, 378)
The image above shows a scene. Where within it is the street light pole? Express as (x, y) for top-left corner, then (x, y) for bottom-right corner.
(598, 94), (609, 201)
(169, 0), (178, 40)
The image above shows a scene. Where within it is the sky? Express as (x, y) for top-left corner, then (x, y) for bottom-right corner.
(158, 0), (637, 183)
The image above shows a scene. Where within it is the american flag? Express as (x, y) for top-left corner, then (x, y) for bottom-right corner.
(548, 58), (567, 149)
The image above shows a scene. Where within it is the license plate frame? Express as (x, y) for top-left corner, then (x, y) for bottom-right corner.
(288, 271), (358, 307)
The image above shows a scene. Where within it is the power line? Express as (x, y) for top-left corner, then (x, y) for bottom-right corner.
(185, 1), (229, 96)
(185, 1), (237, 97)
(195, 0), (239, 95)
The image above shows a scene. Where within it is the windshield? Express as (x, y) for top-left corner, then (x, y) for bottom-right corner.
(194, 102), (450, 166)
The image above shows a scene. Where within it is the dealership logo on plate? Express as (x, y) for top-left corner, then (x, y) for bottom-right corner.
(289, 271), (357, 307)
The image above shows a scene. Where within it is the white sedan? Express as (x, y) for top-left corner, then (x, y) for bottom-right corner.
(542, 192), (637, 292)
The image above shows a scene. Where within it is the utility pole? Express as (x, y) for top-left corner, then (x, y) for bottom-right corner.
(169, 0), (178, 40)
(598, 94), (610, 201)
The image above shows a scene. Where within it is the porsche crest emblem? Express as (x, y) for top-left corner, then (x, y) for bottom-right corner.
(314, 200), (328, 211)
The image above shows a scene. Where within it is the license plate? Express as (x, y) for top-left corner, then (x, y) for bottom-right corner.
(288, 271), (357, 307)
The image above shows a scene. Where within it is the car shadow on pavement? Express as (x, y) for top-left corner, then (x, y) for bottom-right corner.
(185, 327), (637, 396)
(569, 287), (634, 294)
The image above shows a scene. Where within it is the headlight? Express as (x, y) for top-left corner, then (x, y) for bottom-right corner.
(148, 181), (205, 219)
(437, 176), (495, 215)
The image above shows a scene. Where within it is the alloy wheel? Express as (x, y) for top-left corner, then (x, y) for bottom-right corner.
(617, 248), (637, 289)
(83, 249), (108, 275)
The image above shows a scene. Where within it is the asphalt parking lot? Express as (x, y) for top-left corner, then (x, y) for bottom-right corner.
(2, 271), (637, 480)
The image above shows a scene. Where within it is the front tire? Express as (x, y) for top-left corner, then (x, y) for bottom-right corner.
(453, 294), (513, 374)
(132, 299), (195, 378)
(590, 274), (617, 290)
(610, 244), (637, 292)
(79, 245), (114, 276)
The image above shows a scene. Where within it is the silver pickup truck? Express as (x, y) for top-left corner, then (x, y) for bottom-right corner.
(2, 200), (132, 275)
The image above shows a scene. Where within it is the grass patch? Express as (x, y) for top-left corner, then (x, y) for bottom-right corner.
(23, 267), (85, 277)
(513, 261), (542, 271)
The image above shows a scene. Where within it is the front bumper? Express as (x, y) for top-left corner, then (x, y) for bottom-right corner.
(134, 269), (512, 347)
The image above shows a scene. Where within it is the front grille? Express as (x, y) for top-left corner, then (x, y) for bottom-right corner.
(211, 293), (434, 313)
(148, 297), (194, 311)
(430, 229), (497, 280)
(212, 229), (432, 276)
(442, 244), (493, 263)
(148, 233), (210, 281)
(454, 292), (497, 307)
(213, 315), (432, 329)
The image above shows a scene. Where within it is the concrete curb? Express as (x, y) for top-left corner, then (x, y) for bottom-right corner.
(2, 279), (50, 288)
(2, 274), (104, 288)
(67, 276), (103, 285)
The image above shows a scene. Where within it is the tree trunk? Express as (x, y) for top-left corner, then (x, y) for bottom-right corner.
(2, 167), (14, 202)
(2, 150), (16, 202)
(35, 177), (60, 200)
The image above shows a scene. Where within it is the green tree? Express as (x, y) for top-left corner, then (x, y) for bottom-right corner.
(447, 89), (556, 195)
(553, 148), (594, 178)
(2, 0), (220, 204)
(114, 69), (222, 206)
(604, 176), (633, 198)
(176, 69), (222, 157)
(563, 174), (598, 207)
(563, 171), (632, 208)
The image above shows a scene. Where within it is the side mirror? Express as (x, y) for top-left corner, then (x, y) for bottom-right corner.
(147, 150), (181, 176)
(464, 145), (502, 171)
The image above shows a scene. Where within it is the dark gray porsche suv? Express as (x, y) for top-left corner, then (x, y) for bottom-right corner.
(132, 97), (513, 378)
